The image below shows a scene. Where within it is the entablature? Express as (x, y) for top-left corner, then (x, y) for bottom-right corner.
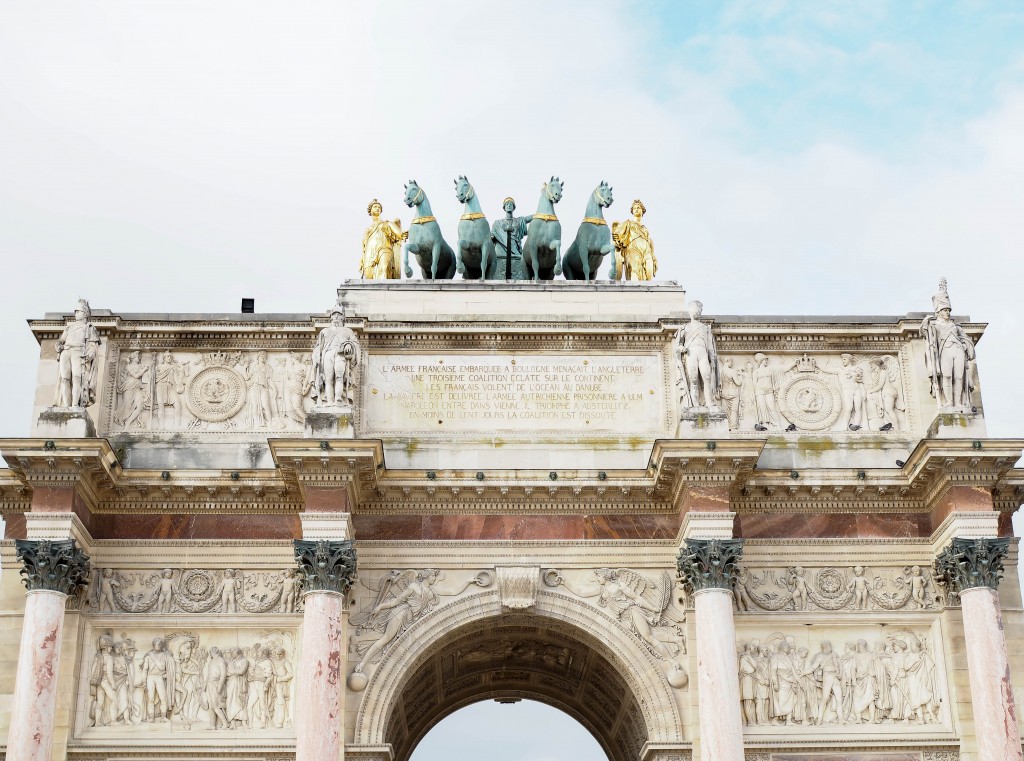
(1, 437), (1020, 520)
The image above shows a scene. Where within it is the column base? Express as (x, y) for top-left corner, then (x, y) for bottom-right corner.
(35, 406), (96, 438)
(305, 405), (355, 438)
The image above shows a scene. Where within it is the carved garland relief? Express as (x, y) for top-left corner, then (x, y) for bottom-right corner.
(715, 352), (911, 434)
(89, 568), (303, 615)
(104, 348), (314, 433)
(734, 566), (941, 613)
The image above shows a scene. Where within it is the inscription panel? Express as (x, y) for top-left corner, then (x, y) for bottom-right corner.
(362, 352), (669, 435)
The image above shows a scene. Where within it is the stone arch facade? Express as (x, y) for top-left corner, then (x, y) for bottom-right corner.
(352, 588), (686, 761)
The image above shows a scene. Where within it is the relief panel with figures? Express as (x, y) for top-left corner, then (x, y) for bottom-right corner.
(735, 624), (948, 734)
(89, 567), (302, 614)
(715, 352), (913, 434)
(77, 625), (297, 735)
(734, 565), (940, 613)
(103, 348), (314, 434)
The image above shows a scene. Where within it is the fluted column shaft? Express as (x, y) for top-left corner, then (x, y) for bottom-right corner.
(936, 537), (1022, 761)
(293, 539), (357, 761)
(5, 540), (90, 761)
(679, 538), (745, 761)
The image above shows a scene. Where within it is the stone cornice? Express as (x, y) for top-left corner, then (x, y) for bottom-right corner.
(1, 437), (1020, 517)
(736, 438), (1024, 514)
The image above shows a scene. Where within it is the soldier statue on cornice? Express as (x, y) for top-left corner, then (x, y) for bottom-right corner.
(311, 301), (360, 408)
(921, 278), (975, 411)
(53, 298), (100, 409)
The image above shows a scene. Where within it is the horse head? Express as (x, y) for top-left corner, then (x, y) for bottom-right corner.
(454, 175), (474, 203)
(544, 176), (564, 204)
(593, 180), (614, 209)
(403, 180), (424, 208)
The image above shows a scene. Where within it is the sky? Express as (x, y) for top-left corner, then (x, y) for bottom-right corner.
(1, 2), (1024, 759)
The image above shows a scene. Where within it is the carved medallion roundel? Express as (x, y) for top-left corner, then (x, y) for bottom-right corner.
(778, 374), (841, 431)
(186, 366), (246, 422)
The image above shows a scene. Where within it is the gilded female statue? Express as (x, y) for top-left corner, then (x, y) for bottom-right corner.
(611, 199), (657, 281)
(359, 199), (406, 279)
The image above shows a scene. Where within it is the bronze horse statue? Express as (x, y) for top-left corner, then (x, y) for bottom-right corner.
(523, 177), (564, 281)
(562, 181), (614, 280)
(402, 180), (457, 279)
(454, 175), (495, 280)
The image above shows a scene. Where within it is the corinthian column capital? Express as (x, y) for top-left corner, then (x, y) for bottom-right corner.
(677, 537), (744, 592)
(14, 538), (90, 596)
(934, 536), (1011, 594)
(293, 539), (358, 596)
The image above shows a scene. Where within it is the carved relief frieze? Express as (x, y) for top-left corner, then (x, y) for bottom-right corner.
(736, 625), (948, 733)
(716, 352), (913, 434)
(734, 566), (941, 613)
(103, 348), (314, 434)
(346, 569), (494, 690)
(542, 567), (688, 688)
(78, 626), (296, 734)
(88, 567), (303, 614)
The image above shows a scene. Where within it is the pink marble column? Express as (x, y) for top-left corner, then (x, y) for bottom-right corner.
(293, 538), (357, 761)
(693, 589), (745, 761)
(936, 536), (1021, 761)
(6, 591), (68, 761)
(6, 539), (89, 761)
(678, 538), (746, 761)
(960, 587), (1022, 761)
(295, 591), (345, 761)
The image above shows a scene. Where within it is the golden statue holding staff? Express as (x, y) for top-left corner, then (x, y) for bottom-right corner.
(611, 199), (658, 281)
(359, 199), (407, 279)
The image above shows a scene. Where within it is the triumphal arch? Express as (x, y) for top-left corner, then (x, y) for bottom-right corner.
(1, 275), (1023, 761)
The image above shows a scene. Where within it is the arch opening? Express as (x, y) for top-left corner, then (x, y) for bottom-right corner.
(409, 698), (608, 761)
(384, 618), (647, 761)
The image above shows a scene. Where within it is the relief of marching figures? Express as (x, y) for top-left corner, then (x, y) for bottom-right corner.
(108, 349), (316, 433)
(89, 567), (302, 614)
(734, 565), (941, 613)
(737, 629), (943, 728)
(84, 629), (295, 732)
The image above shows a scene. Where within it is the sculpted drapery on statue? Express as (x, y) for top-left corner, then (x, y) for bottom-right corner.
(311, 302), (360, 408)
(921, 277), (975, 411)
(675, 300), (721, 411)
(359, 199), (406, 280)
(53, 298), (100, 408)
(612, 199), (657, 281)
(491, 197), (533, 280)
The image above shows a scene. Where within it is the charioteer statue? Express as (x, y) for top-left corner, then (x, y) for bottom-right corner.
(491, 197), (533, 280)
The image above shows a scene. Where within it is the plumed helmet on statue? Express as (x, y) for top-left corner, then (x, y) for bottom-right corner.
(76, 298), (92, 321)
(932, 277), (952, 312)
(329, 300), (346, 318)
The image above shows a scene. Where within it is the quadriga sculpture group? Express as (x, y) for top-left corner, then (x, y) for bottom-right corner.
(359, 177), (657, 282)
